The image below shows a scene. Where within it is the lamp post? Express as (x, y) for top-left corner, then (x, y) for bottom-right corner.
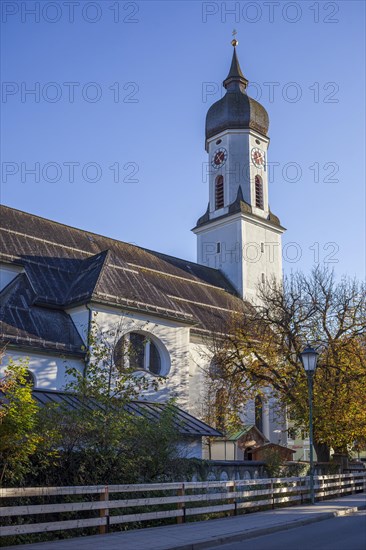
(299, 345), (318, 505)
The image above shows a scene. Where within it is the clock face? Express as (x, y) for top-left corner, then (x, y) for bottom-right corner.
(251, 147), (265, 169)
(211, 147), (228, 169)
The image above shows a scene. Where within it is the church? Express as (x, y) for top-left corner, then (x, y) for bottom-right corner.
(0, 42), (286, 459)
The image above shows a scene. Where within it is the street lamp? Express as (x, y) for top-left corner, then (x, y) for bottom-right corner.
(299, 345), (318, 505)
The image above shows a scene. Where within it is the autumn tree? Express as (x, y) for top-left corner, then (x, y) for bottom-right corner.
(0, 358), (42, 484)
(210, 267), (366, 462)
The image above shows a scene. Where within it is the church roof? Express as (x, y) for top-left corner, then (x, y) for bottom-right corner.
(206, 46), (269, 143)
(0, 273), (85, 356)
(0, 205), (249, 355)
(194, 187), (283, 230)
(223, 46), (248, 89)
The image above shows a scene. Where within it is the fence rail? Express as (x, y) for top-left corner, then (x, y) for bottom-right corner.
(1, 473), (365, 538)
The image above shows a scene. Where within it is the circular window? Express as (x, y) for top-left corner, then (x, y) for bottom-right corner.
(255, 139), (261, 145)
(114, 332), (168, 376)
(216, 139), (222, 145)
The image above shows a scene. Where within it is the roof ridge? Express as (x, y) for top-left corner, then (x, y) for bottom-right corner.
(0, 204), (232, 283)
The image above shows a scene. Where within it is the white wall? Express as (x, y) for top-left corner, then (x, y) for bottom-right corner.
(66, 305), (90, 345)
(177, 438), (203, 459)
(243, 217), (283, 305)
(207, 129), (270, 219)
(0, 350), (84, 389)
(195, 212), (283, 302)
(90, 306), (191, 409)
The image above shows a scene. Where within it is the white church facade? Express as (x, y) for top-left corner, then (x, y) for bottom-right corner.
(0, 43), (287, 459)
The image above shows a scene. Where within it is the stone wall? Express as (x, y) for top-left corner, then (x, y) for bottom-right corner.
(189, 460), (267, 482)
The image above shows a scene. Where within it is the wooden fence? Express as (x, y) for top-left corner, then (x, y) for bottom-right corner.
(1, 472), (365, 538)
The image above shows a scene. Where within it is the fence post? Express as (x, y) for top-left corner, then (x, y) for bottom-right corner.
(299, 477), (303, 504)
(99, 486), (109, 535)
(270, 479), (275, 509)
(177, 483), (185, 524)
(228, 481), (236, 516)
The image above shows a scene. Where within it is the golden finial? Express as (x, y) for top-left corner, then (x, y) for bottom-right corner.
(231, 29), (238, 47)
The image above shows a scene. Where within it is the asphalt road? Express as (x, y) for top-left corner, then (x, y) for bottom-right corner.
(206, 511), (366, 550)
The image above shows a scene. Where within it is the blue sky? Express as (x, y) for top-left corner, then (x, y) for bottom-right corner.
(1, 0), (365, 280)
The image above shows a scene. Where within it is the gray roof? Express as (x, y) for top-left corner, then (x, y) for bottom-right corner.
(206, 48), (269, 143)
(0, 205), (248, 354)
(0, 273), (85, 356)
(223, 46), (248, 90)
(32, 389), (222, 437)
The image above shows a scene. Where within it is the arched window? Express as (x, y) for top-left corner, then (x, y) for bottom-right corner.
(255, 175), (264, 210)
(215, 175), (224, 209)
(114, 332), (163, 376)
(255, 395), (263, 433)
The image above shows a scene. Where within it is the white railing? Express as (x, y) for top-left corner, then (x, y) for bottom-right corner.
(1, 473), (365, 538)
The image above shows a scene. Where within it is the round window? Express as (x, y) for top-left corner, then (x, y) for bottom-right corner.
(114, 332), (163, 376)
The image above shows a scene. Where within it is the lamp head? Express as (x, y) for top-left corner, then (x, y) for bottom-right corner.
(300, 345), (318, 373)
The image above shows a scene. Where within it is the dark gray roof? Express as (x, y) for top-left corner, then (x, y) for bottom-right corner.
(223, 46), (248, 90)
(0, 273), (85, 356)
(0, 205), (249, 353)
(32, 389), (222, 437)
(206, 48), (269, 143)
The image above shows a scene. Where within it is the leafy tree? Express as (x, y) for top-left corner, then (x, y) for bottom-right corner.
(261, 447), (285, 478)
(209, 267), (366, 461)
(34, 318), (188, 485)
(0, 358), (42, 484)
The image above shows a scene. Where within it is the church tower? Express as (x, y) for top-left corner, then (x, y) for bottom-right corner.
(193, 40), (285, 303)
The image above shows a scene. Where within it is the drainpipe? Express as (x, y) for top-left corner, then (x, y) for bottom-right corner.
(83, 304), (93, 378)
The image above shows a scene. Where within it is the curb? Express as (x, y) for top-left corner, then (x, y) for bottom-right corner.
(167, 503), (366, 550)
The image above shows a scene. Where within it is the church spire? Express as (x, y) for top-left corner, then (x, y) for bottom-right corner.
(223, 36), (248, 91)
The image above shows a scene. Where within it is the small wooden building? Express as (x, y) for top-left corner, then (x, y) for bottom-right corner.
(207, 425), (269, 461)
(252, 443), (295, 462)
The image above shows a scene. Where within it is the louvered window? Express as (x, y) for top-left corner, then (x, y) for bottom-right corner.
(255, 175), (264, 209)
(215, 176), (224, 209)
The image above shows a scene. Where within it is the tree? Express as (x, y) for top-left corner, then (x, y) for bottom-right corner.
(210, 267), (366, 461)
(35, 318), (187, 485)
(0, 358), (42, 484)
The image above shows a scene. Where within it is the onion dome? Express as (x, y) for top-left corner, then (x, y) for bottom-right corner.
(205, 44), (269, 146)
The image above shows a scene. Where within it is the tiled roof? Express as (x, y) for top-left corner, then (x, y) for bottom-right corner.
(0, 205), (249, 353)
(0, 273), (85, 355)
(32, 389), (223, 437)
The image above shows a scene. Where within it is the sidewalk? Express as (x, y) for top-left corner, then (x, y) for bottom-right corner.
(4, 493), (366, 550)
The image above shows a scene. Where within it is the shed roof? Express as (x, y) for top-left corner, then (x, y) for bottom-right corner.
(31, 389), (223, 437)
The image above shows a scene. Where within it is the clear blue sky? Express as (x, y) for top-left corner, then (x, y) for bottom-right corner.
(1, 0), (365, 280)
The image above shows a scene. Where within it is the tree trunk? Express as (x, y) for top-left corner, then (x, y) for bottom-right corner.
(314, 441), (330, 462)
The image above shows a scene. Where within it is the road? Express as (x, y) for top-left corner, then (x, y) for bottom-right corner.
(206, 511), (366, 550)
